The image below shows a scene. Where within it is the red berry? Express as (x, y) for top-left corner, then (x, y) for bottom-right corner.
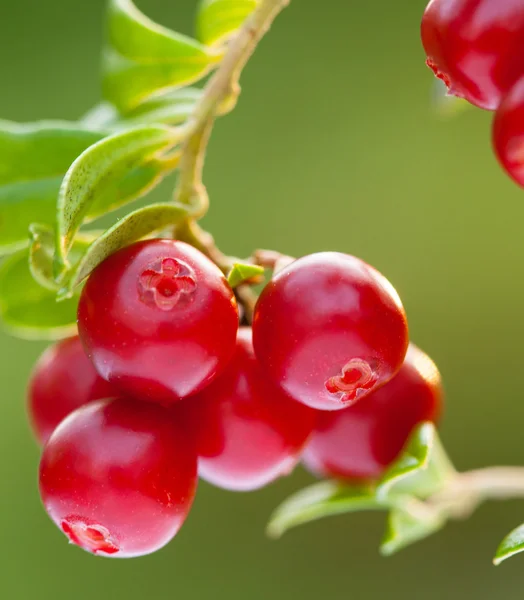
(302, 344), (443, 482)
(28, 336), (118, 445)
(178, 328), (316, 491)
(421, 0), (524, 110)
(252, 252), (408, 411)
(77, 240), (239, 405)
(493, 75), (524, 186)
(39, 397), (197, 558)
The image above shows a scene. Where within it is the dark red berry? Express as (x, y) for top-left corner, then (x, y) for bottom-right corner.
(252, 252), (408, 411)
(39, 397), (197, 558)
(493, 75), (524, 186)
(421, 0), (524, 110)
(28, 336), (118, 445)
(302, 344), (443, 482)
(77, 240), (239, 405)
(178, 328), (316, 491)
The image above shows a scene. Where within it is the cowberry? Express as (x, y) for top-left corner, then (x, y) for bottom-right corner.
(421, 0), (524, 110)
(39, 397), (197, 558)
(78, 239), (239, 405)
(493, 76), (524, 187)
(302, 344), (443, 482)
(28, 336), (118, 445)
(178, 328), (316, 491)
(252, 252), (408, 411)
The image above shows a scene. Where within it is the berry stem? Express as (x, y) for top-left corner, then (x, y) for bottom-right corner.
(174, 0), (290, 212)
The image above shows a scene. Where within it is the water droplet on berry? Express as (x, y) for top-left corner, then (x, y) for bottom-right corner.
(138, 257), (197, 311)
(61, 518), (120, 555)
(325, 358), (378, 405)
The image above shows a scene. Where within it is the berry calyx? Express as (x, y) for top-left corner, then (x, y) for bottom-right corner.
(177, 328), (316, 491)
(421, 0), (524, 110)
(302, 344), (443, 482)
(28, 336), (118, 445)
(493, 75), (524, 187)
(39, 397), (198, 558)
(77, 239), (239, 405)
(252, 252), (409, 411)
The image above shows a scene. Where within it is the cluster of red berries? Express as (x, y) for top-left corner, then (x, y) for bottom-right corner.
(30, 239), (443, 558)
(422, 0), (524, 187)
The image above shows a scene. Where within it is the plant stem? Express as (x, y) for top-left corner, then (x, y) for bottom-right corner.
(174, 0), (290, 210)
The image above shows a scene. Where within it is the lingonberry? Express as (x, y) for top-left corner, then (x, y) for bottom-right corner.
(493, 75), (524, 187)
(39, 397), (197, 558)
(28, 336), (118, 445)
(78, 239), (239, 405)
(302, 344), (443, 482)
(177, 328), (316, 491)
(421, 0), (524, 110)
(252, 252), (408, 411)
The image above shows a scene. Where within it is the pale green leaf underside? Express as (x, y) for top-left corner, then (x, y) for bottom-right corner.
(381, 499), (445, 556)
(103, 0), (218, 110)
(227, 262), (264, 288)
(267, 481), (384, 539)
(55, 125), (178, 273)
(59, 203), (190, 298)
(376, 422), (455, 500)
(197, 0), (258, 46)
(0, 250), (79, 340)
(494, 524), (524, 565)
(0, 120), (105, 255)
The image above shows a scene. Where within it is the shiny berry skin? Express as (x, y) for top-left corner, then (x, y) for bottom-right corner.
(39, 397), (198, 558)
(421, 0), (524, 110)
(302, 344), (443, 482)
(178, 328), (316, 491)
(252, 252), (409, 411)
(493, 75), (524, 186)
(78, 240), (239, 405)
(28, 336), (118, 445)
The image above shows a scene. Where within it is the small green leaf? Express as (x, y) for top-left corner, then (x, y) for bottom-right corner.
(59, 203), (190, 298)
(0, 250), (79, 340)
(267, 480), (384, 539)
(381, 498), (445, 556)
(197, 0), (258, 46)
(103, 0), (219, 111)
(494, 524), (524, 565)
(376, 422), (455, 501)
(29, 224), (59, 290)
(55, 125), (179, 275)
(227, 262), (264, 288)
(0, 120), (105, 255)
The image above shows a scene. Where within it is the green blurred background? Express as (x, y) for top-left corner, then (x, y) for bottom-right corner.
(2, 0), (524, 597)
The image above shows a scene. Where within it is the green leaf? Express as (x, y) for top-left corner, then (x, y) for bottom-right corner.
(0, 120), (105, 256)
(267, 480), (384, 539)
(103, 0), (219, 111)
(376, 422), (455, 501)
(0, 250), (79, 340)
(381, 498), (445, 556)
(494, 524), (524, 565)
(197, 0), (258, 46)
(227, 262), (264, 288)
(55, 125), (179, 275)
(59, 203), (190, 298)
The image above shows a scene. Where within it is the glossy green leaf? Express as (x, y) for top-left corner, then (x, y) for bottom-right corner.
(494, 524), (524, 565)
(0, 250), (79, 340)
(55, 125), (179, 274)
(227, 262), (264, 288)
(0, 120), (105, 256)
(59, 203), (190, 298)
(376, 422), (455, 501)
(381, 499), (445, 556)
(103, 0), (219, 111)
(197, 0), (258, 46)
(267, 481), (384, 539)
